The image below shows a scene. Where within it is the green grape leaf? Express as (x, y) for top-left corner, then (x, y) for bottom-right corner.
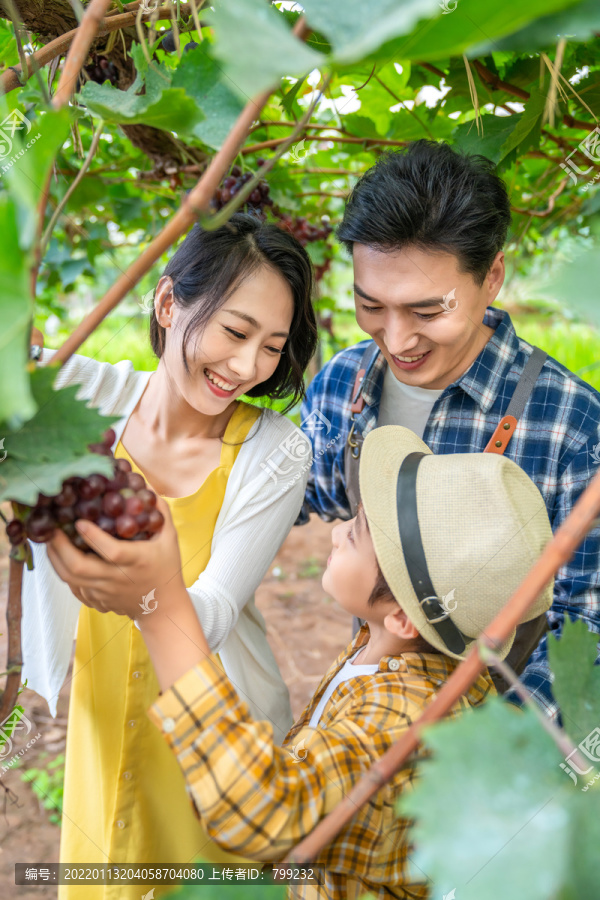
(81, 70), (204, 134)
(0, 195), (35, 428)
(171, 47), (245, 150)
(497, 86), (547, 159)
(207, 0), (325, 100)
(299, 0), (442, 65)
(0, 105), (71, 249)
(370, 0), (580, 63)
(470, 0), (600, 53)
(399, 697), (593, 900)
(548, 618), (600, 746)
(452, 114), (521, 166)
(0, 366), (118, 505)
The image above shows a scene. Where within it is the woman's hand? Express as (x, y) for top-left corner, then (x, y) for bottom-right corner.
(47, 496), (186, 621)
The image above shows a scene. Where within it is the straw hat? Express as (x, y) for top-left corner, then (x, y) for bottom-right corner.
(358, 426), (554, 660)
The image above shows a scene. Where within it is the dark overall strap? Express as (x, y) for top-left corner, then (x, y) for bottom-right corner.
(484, 347), (548, 454)
(350, 344), (549, 652)
(344, 341), (380, 517)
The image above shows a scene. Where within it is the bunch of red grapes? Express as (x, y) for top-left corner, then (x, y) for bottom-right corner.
(82, 54), (118, 87)
(276, 213), (333, 248)
(212, 163), (274, 218)
(211, 161), (333, 256)
(6, 429), (164, 554)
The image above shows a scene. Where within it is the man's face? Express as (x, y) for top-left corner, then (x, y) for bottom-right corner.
(352, 244), (504, 390)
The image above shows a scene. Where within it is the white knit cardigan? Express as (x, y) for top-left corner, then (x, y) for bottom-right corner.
(21, 350), (312, 742)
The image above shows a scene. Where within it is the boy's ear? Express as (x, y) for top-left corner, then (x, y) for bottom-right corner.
(383, 604), (420, 641)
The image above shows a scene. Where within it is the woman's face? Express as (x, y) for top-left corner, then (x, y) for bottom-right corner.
(156, 265), (294, 414)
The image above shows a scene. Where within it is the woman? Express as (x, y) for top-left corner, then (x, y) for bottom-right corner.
(22, 213), (317, 898)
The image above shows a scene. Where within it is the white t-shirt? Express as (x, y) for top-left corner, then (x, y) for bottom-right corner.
(377, 362), (444, 438)
(308, 648), (379, 728)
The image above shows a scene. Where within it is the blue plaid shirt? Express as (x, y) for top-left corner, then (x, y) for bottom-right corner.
(298, 306), (600, 719)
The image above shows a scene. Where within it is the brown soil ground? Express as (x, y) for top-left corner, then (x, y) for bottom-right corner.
(0, 515), (350, 898)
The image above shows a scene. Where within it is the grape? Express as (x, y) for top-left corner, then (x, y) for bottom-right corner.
(147, 509), (165, 534)
(102, 491), (125, 517)
(116, 515), (138, 539)
(56, 505), (76, 525)
(88, 441), (112, 456)
(161, 30), (176, 52)
(6, 520), (24, 545)
(125, 496), (144, 517)
(26, 509), (56, 543)
(137, 489), (157, 511)
(126, 473), (146, 492)
(55, 484), (78, 507)
(76, 497), (102, 522)
(97, 515), (116, 536)
(136, 511), (150, 531)
(8, 437), (163, 552)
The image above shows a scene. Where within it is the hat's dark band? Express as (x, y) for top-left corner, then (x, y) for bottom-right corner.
(396, 452), (468, 655)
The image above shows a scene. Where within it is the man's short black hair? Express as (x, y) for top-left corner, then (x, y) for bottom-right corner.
(337, 140), (512, 286)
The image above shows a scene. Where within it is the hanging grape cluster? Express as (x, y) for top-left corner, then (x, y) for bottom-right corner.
(82, 54), (118, 86)
(7, 429), (164, 555)
(211, 161), (333, 271)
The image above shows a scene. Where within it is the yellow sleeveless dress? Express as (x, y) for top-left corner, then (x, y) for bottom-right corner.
(59, 401), (261, 900)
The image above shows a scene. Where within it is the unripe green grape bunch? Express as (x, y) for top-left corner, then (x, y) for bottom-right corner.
(6, 429), (164, 554)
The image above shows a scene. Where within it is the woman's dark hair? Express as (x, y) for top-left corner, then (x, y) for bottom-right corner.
(337, 140), (512, 287)
(150, 213), (317, 412)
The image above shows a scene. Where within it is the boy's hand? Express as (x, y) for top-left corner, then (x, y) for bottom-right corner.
(30, 326), (44, 348)
(47, 496), (187, 622)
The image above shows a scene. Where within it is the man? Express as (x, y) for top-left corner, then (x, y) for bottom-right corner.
(298, 139), (600, 719)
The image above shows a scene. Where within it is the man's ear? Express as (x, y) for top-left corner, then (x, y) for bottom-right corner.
(383, 604), (420, 641)
(486, 250), (505, 300)
(155, 276), (175, 327)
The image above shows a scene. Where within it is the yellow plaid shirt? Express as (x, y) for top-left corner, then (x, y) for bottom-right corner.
(148, 625), (495, 899)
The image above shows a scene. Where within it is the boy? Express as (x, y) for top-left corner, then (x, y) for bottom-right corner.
(47, 426), (554, 899)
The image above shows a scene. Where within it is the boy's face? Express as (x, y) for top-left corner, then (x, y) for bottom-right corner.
(322, 505), (396, 623)
(352, 244), (504, 390)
